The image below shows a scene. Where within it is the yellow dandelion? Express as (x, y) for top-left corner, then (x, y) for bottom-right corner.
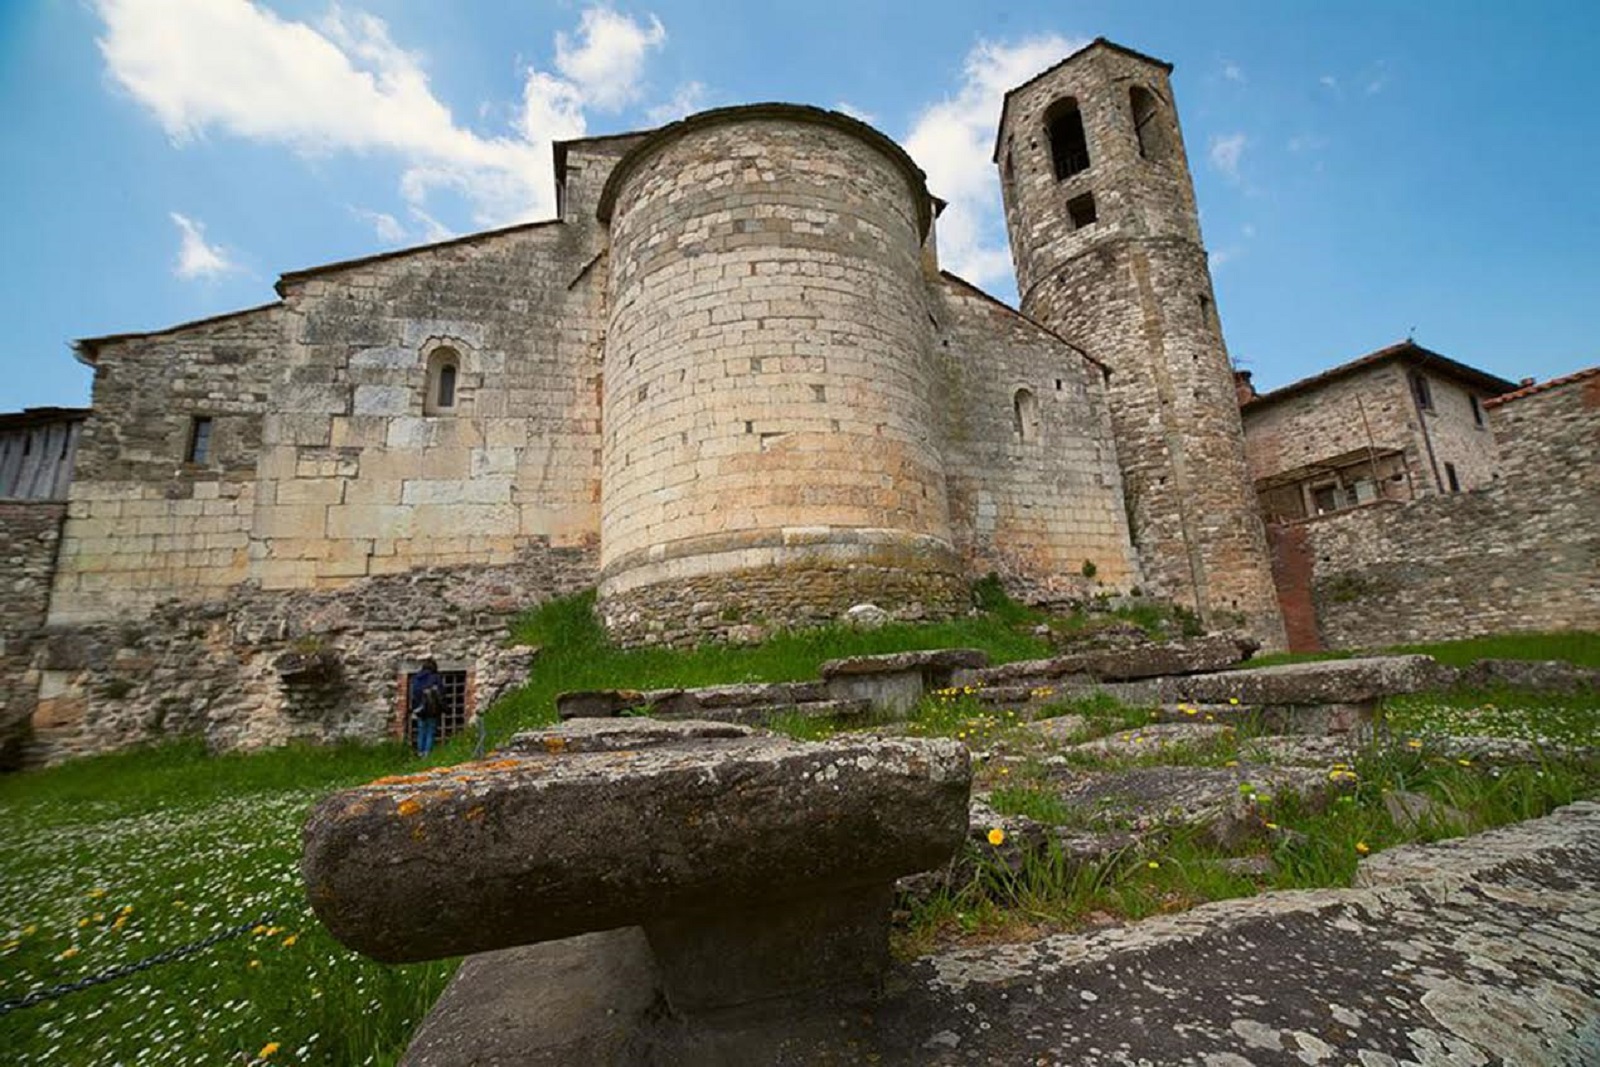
(1264, 821), (1279, 830)
(59, 947), (80, 960)
(1147, 860), (1160, 869)
(281, 934), (298, 948)
(1228, 697), (1240, 706)
(77, 918), (90, 928)
(251, 925), (269, 936)
(87, 888), (107, 900)
(1000, 766), (1011, 775)
(1355, 841), (1370, 855)
(249, 959), (261, 969)
(1456, 758), (1472, 767)
(258, 1042), (281, 1059)
(986, 827), (1006, 847)
(1406, 739), (1423, 749)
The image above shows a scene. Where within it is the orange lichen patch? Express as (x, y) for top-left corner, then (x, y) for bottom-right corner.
(370, 773), (438, 787)
(542, 737), (569, 755)
(447, 757), (527, 777)
(464, 805), (487, 821)
(396, 798), (423, 818)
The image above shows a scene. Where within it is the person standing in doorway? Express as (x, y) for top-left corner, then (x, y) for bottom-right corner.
(410, 658), (445, 756)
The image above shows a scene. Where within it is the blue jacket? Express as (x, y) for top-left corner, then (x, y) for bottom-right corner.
(410, 669), (444, 719)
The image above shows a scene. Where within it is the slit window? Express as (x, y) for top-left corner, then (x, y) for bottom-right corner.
(1444, 463), (1461, 492)
(1013, 388), (1040, 443)
(186, 417), (213, 464)
(1410, 372), (1434, 411)
(404, 669), (470, 746)
(1044, 98), (1090, 180)
(1067, 192), (1098, 229)
(425, 347), (461, 415)
(1129, 86), (1172, 161)
(1470, 394), (1486, 427)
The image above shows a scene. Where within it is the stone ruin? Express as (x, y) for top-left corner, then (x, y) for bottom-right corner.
(301, 642), (1600, 1063)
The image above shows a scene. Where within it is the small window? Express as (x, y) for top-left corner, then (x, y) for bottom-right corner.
(1013, 388), (1040, 443)
(1067, 192), (1098, 230)
(1198, 294), (1215, 332)
(424, 347), (461, 415)
(1469, 394), (1486, 428)
(186, 417), (213, 464)
(404, 668), (470, 746)
(1044, 98), (1090, 180)
(1410, 372), (1433, 411)
(1444, 463), (1461, 493)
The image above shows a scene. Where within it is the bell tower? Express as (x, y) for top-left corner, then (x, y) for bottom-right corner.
(996, 39), (1285, 646)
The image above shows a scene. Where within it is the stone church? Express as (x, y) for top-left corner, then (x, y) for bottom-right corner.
(5, 39), (1292, 764)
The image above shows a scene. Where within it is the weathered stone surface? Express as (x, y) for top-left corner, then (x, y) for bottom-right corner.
(1171, 654), (1453, 705)
(501, 718), (755, 754)
(554, 688), (644, 719)
(402, 796), (1600, 1064)
(818, 648), (990, 678)
(842, 603), (891, 629)
(1457, 657), (1600, 694)
(1383, 789), (1467, 834)
(1067, 721), (1234, 760)
(302, 720), (970, 963)
(975, 633), (1258, 687)
(1020, 713), (1089, 743)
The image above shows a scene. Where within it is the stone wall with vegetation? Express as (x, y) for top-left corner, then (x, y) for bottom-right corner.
(24, 542), (595, 766)
(1294, 373), (1599, 648)
(0, 502), (65, 767)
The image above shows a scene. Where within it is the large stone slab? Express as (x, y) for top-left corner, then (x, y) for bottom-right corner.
(819, 648), (990, 715)
(1169, 654), (1454, 706)
(402, 801), (1600, 1064)
(971, 633), (1258, 687)
(302, 720), (970, 964)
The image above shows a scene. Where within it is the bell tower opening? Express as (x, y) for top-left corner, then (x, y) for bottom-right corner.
(1044, 98), (1090, 180)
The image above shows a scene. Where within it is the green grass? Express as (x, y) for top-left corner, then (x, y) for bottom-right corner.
(1244, 630), (1600, 670)
(0, 739), (450, 1067)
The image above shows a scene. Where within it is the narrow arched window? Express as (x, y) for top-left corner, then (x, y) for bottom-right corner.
(1129, 86), (1172, 162)
(1043, 98), (1090, 180)
(1013, 388), (1040, 443)
(425, 347), (461, 415)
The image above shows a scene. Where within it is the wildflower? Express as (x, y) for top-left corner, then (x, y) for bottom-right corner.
(999, 766), (1011, 775)
(259, 1042), (281, 1059)
(281, 934), (298, 948)
(249, 959), (261, 969)
(59, 947), (80, 960)
(987, 827), (1006, 847)
(1264, 821), (1279, 830)
(1228, 697), (1240, 706)
(1355, 841), (1370, 855)
(87, 888), (108, 900)
(1224, 760), (1239, 768)
(1147, 860), (1160, 869)
(1456, 758), (1472, 767)
(252, 925), (269, 936)
(23, 925), (36, 936)
(1406, 739), (1423, 749)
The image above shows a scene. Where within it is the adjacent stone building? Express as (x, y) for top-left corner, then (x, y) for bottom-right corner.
(1241, 341), (1518, 523)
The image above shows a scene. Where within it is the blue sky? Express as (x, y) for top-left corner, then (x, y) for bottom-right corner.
(3, 1), (1597, 411)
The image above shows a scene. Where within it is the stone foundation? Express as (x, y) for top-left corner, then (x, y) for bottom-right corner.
(22, 541), (595, 765)
(597, 560), (971, 647)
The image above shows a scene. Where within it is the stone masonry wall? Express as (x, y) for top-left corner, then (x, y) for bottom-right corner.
(597, 110), (961, 623)
(999, 44), (1284, 647)
(1294, 374), (1599, 648)
(260, 221), (605, 590)
(932, 274), (1140, 603)
(0, 502), (65, 767)
(49, 306), (283, 623)
(26, 541), (596, 765)
(1243, 361), (1501, 504)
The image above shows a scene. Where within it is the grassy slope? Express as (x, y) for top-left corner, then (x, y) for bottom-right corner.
(1, 595), (1595, 1065)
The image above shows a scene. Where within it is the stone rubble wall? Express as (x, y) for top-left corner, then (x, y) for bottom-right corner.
(0, 502), (66, 767)
(24, 541), (595, 766)
(932, 275), (1140, 604)
(1289, 374), (1600, 647)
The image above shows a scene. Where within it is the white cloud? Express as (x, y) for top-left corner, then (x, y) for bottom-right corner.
(96, 1), (672, 243)
(351, 207), (407, 244)
(1222, 60), (1245, 83)
(903, 33), (1085, 289)
(554, 7), (666, 112)
(170, 212), (239, 279)
(1208, 132), (1248, 182)
(834, 101), (878, 126)
(644, 81), (709, 126)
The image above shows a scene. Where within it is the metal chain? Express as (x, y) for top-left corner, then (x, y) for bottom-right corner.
(0, 909), (280, 1015)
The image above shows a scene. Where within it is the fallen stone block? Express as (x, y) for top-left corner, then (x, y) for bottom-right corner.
(1067, 722), (1235, 761)
(554, 688), (646, 719)
(972, 633), (1258, 688)
(303, 718), (970, 1016)
(1169, 654), (1453, 706)
(819, 648), (989, 715)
